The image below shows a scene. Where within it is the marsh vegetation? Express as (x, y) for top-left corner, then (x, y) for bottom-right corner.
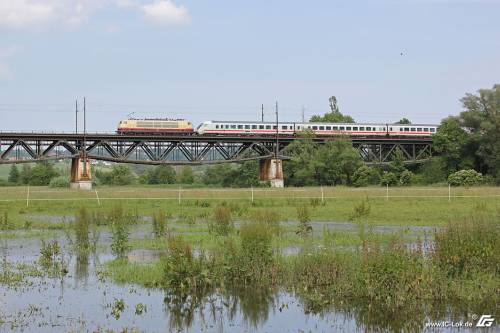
(0, 186), (499, 332)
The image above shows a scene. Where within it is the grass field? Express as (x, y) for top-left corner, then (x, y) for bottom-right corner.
(0, 185), (499, 227)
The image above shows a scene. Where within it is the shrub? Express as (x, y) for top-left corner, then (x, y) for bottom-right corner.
(399, 170), (414, 186)
(447, 169), (483, 186)
(353, 165), (380, 187)
(49, 176), (70, 188)
(380, 171), (398, 186)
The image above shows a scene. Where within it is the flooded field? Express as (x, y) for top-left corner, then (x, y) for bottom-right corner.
(1, 187), (499, 332)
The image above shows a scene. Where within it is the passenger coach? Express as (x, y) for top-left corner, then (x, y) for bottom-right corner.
(196, 121), (438, 136)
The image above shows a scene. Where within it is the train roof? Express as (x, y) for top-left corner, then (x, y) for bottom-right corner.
(125, 118), (189, 121)
(204, 120), (439, 126)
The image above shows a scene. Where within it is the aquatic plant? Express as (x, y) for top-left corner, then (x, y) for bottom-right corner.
(208, 204), (233, 236)
(295, 205), (312, 237)
(111, 215), (130, 259)
(152, 210), (168, 238)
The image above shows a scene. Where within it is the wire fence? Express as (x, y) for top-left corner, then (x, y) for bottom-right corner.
(0, 186), (499, 206)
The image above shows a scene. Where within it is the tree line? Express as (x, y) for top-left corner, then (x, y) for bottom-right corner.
(1, 85), (498, 187)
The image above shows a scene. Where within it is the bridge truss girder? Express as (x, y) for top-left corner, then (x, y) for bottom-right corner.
(0, 134), (432, 165)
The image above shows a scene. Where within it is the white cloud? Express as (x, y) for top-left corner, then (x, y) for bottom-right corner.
(0, 0), (190, 30)
(0, 1), (57, 29)
(105, 23), (121, 33)
(141, 1), (190, 27)
(0, 45), (20, 79)
(0, 1), (107, 29)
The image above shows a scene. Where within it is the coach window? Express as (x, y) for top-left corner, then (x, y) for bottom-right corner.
(282, 125), (287, 130)
(366, 127), (371, 131)
(389, 127), (393, 131)
(259, 125), (264, 129)
(332, 126), (337, 130)
(238, 125), (243, 129)
(266, 125), (271, 129)
(224, 125), (228, 129)
(417, 128), (422, 132)
(319, 126), (324, 130)
(340, 126), (345, 130)
(423, 128), (428, 132)
(215, 125), (219, 129)
(252, 125), (257, 129)
(404, 127), (409, 132)
(312, 126), (317, 130)
(245, 125), (250, 129)
(430, 128), (435, 132)
(231, 125), (236, 129)
(325, 126), (331, 130)
(410, 128), (415, 132)
(346, 126), (351, 131)
(353, 127), (358, 131)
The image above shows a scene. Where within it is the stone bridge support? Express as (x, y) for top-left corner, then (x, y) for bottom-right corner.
(259, 158), (284, 188)
(70, 156), (92, 190)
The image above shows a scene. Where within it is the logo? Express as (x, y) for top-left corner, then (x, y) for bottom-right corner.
(476, 315), (495, 327)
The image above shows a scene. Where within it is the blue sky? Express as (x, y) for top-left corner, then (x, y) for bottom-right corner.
(0, 0), (499, 131)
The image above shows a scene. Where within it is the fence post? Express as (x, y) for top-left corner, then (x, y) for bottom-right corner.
(448, 183), (451, 202)
(386, 184), (389, 202)
(251, 186), (254, 203)
(26, 186), (30, 207)
(178, 186), (181, 205)
(321, 185), (324, 204)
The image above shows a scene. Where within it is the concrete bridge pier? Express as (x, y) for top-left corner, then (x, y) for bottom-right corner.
(70, 156), (92, 190)
(259, 158), (284, 188)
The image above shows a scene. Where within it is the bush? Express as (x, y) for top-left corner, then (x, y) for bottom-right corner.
(49, 176), (70, 188)
(399, 170), (414, 186)
(353, 165), (380, 187)
(380, 171), (398, 186)
(447, 169), (483, 186)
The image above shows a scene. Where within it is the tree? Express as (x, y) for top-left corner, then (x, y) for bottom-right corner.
(8, 164), (20, 184)
(20, 164), (32, 184)
(389, 148), (407, 177)
(145, 165), (176, 185)
(459, 84), (500, 181)
(203, 164), (233, 186)
(178, 166), (194, 184)
(433, 117), (472, 173)
(396, 118), (411, 124)
(310, 96), (355, 123)
(96, 165), (136, 185)
(284, 134), (361, 186)
(29, 162), (59, 186)
(418, 158), (447, 184)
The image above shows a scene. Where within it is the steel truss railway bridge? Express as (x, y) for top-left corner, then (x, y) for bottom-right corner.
(0, 132), (433, 188)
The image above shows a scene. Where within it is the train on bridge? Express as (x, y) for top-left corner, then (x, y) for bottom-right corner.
(117, 118), (438, 137)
